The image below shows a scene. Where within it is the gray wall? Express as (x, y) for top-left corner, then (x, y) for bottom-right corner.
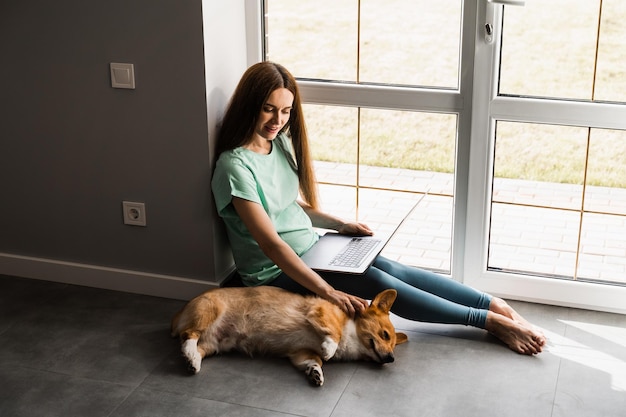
(0, 0), (240, 289)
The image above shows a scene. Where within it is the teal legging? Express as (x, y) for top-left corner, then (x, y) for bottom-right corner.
(267, 256), (492, 328)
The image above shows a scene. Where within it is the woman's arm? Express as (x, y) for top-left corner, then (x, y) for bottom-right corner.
(231, 197), (368, 316)
(297, 201), (374, 237)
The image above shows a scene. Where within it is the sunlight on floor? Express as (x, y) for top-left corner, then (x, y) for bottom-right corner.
(543, 320), (626, 392)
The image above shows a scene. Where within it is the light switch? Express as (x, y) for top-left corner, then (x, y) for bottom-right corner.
(110, 63), (135, 89)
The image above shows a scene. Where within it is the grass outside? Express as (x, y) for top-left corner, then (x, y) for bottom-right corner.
(267, 0), (626, 188)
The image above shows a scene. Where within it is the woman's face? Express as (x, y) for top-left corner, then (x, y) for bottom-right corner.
(254, 88), (294, 142)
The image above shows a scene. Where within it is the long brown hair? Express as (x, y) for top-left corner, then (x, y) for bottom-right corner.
(215, 62), (319, 209)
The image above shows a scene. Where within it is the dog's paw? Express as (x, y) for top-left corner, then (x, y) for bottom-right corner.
(181, 339), (202, 374)
(305, 363), (324, 387)
(320, 336), (338, 361)
(185, 359), (201, 374)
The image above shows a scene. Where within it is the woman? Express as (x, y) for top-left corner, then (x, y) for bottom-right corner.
(211, 61), (545, 355)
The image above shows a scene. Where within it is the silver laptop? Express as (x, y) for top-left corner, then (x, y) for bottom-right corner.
(301, 192), (427, 274)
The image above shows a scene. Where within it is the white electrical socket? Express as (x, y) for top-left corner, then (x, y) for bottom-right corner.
(122, 201), (146, 226)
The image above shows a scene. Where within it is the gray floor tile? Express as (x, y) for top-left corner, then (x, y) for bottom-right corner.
(547, 308), (626, 417)
(0, 277), (68, 333)
(564, 308), (626, 359)
(0, 319), (179, 386)
(0, 276), (184, 386)
(553, 359), (626, 417)
(0, 365), (130, 417)
(112, 387), (296, 417)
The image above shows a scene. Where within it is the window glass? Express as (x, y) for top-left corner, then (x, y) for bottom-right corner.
(585, 128), (626, 215)
(489, 205), (579, 278)
(305, 104), (358, 187)
(490, 123), (585, 278)
(499, 0), (599, 100)
(359, 0), (461, 87)
(578, 213), (626, 283)
(386, 193), (451, 273)
(493, 122), (587, 210)
(359, 109), (456, 192)
(317, 183), (357, 221)
(265, 0), (358, 81)
(594, 0), (626, 102)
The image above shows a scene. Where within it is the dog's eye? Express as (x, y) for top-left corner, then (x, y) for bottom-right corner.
(382, 330), (390, 341)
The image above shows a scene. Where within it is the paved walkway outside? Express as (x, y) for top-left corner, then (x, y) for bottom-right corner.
(314, 161), (626, 285)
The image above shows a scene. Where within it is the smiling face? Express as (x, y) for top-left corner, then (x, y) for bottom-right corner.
(252, 87), (294, 144)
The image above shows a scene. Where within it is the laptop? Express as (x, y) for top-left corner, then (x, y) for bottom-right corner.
(301, 192), (427, 274)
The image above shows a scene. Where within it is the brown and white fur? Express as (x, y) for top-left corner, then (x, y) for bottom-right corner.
(171, 286), (408, 386)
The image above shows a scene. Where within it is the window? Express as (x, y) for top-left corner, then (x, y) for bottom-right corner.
(258, 0), (626, 311)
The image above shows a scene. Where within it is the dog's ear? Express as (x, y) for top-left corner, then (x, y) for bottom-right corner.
(370, 289), (397, 313)
(395, 331), (408, 345)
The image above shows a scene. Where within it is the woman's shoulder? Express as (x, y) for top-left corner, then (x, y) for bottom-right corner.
(213, 150), (248, 182)
(216, 147), (249, 167)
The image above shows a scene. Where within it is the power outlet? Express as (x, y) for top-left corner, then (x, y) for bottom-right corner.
(122, 201), (147, 226)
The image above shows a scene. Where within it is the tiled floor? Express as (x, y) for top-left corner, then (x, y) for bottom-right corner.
(1, 275), (625, 417)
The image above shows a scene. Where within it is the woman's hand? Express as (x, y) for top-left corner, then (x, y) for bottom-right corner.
(323, 288), (369, 318)
(337, 222), (373, 237)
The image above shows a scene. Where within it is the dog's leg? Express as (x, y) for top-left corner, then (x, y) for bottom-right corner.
(180, 329), (218, 374)
(288, 350), (325, 387)
(306, 305), (343, 361)
(174, 295), (223, 375)
(181, 336), (203, 374)
(320, 335), (339, 361)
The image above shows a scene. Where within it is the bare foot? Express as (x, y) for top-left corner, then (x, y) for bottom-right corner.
(485, 311), (545, 355)
(489, 297), (546, 344)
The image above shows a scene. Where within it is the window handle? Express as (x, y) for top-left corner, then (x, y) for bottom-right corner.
(485, 23), (494, 43)
(484, 0), (524, 44)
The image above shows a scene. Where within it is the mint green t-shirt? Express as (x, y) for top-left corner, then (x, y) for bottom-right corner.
(211, 134), (318, 286)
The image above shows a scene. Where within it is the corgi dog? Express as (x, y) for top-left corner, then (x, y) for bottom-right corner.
(171, 286), (408, 386)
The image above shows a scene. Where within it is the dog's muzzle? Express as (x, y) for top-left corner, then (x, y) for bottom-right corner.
(370, 339), (395, 363)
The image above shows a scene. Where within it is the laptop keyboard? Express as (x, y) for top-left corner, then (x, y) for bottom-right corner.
(329, 237), (381, 268)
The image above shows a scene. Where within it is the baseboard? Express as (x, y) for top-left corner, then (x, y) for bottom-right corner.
(0, 252), (226, 300)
